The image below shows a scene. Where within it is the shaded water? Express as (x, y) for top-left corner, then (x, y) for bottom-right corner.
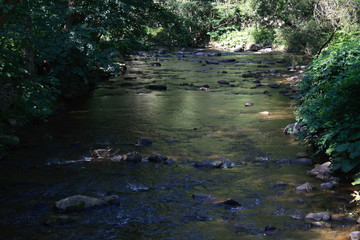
(0, 49), (356, 239)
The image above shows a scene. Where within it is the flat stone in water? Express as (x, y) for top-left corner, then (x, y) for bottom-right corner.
(54, 195), (119, 212)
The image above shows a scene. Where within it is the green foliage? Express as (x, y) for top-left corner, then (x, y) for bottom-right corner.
(295, 39), (360, 176)
(212, 26), (275, 48)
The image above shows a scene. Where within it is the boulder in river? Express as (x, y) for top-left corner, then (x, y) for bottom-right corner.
(245, 43), (262, 51)
(54, 195), (119, 212)
(351, 232), (360, 240)
(296, 182), (314, 192)
(307, 162), (331, 176)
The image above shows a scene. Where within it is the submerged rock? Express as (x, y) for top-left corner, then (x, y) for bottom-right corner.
(194, 158), (235, 169)
(216, 198), (241, 207)
(43, 215), (77, 227)
(147, 85), (167, 91)
(217, 80), (230, 85)
(148, 153), (168, 162)
(54, 195), (119, 212)
(269, 83), (280, 88)
(205, 60), (219, 64)
(164, 158), (176, 165)
(219, 58), (236, 63)
(320, 181), (338, 189)
(242, 73), (253, 78)
(290, 158), (313, 166)
(135, 137), (152, 146)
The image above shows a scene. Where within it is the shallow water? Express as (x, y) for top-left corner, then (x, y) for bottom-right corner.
(0, 49), (356, 239)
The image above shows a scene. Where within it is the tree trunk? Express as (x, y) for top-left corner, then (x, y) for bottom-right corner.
(316, 27), (338, 57)
(23, 16), (34, 77)
(64, 0), (75, 31)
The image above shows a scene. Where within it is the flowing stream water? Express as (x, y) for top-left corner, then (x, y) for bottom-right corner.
(0, 49), (356, 239)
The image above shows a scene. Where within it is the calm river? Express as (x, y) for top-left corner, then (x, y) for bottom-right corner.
(0, 49), (355, 239)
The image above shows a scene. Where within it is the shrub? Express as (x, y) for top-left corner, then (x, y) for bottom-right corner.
(295, 39), (360, 177)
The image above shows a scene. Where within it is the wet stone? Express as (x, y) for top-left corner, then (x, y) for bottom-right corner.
(164, 158), (175, 165)
(54, 195), (119, 212)
(135, 137), (152, 146)
(148, 153), (168, 162)
(219, 59), (236, 63)
(268, 69), (278, 73)
(350, 231), (360, 240)
(296, 182), (314, 192)
(242, 73), (253, 78)
(205, 60), (219, 64)
(320, 181), (338, 189)
(192, 194), (213, 201)
(269, 83), (280, 88)
(307, 162), (331, 176)
(123, 152), (142, 162)
(147, 85), (167, 91)
(216, 198), (241, 207)
(217, 80), (230, 85)
(305, 212), (331, 222)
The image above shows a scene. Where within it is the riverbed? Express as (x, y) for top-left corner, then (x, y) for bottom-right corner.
(0, 49), (357, 239)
